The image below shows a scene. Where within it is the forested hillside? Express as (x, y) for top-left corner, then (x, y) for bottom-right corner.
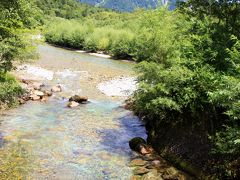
(79, 0), (176, 11)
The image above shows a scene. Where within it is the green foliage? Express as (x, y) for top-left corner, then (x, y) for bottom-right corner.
(0, 0), (39, 73)
(0, 74), (24, 108)
(35, 0), (111, 20)
(212, 126), (240, 156)
(44, 18), (136, 58)
(0, 0), (38, 108)
(131, 1), (240, 178)
(132, 9), (186, 63)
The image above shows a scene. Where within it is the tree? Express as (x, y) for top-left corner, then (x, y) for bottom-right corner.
(0, 0), (38, 73)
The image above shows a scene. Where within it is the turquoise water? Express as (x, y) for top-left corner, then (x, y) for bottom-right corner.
(0, 44), (146, 179)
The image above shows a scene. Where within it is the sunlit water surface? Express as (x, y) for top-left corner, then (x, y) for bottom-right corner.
(0, 44), (146, 179)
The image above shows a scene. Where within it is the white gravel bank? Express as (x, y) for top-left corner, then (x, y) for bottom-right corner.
(97, 77), (137, 97)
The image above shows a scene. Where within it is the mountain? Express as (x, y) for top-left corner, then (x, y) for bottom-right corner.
(78, 0), (177, 12)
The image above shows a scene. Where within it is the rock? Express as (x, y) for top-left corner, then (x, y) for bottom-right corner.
(140, 146), (152, 155)
(33, 90), (44, 97)
(44, 90), (53, 96)
(142, 169), (162, 180)
(129, 159), (148, 167)
(69, 95), (88, 103)
(20, 83), (28, 89)
(32, 82), (44, 90)
(129, 137), (148, 154)
(145, 165), (155, 169)
(67, 101), (79, 108)
(151, 160), (161, 167)
(18, 98), (25, 104)
(130, 175), (142, 180)
(51, 85), (62, 92)
(22, 95), (30, 101)
(166, 167), (178, 176)
(161, 174), (178, 180)
(22, 79), (31, 85)
(133, 167), (150, 175)
(41, 96), (48, 102)
(143, 154), (157, 161)
(30, 94), (41, 101)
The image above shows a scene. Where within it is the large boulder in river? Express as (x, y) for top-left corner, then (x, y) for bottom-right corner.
(69, 95), (88, 103)
(129, 137), (150, 155)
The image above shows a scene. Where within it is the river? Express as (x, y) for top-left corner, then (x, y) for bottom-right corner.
(0, 44), (147, 179)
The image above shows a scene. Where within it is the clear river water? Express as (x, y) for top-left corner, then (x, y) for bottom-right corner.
(0, 44), (147, 179)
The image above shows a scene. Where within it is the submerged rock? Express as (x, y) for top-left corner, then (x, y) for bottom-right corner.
(69, 95), (88, 103)
(67, 101), (80, 108)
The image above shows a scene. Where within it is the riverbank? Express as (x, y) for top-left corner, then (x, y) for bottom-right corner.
(47, 42), (136, 63)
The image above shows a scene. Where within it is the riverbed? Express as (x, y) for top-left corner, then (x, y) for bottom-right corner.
(0, 44), (146, 179)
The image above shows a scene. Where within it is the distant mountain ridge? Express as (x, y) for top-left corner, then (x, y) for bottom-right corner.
(78, 0), (176, 12)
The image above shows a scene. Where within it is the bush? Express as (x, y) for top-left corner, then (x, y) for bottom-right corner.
(45, 19), (136, 56)
(109, 29), (135, 58)
(132, 6), (240, 178)
(0, 74), (24, 108)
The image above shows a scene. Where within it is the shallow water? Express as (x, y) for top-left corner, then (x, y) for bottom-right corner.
(0, 44), (146, 179)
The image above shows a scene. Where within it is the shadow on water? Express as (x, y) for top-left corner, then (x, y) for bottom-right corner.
(97, 107), (147, 156)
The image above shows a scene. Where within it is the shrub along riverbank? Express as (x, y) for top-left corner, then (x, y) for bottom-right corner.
(0, 74), (24, 109)
(43, 0), (240, 178)
(0, 0), (38, 109)
(44, 8), (180, 61)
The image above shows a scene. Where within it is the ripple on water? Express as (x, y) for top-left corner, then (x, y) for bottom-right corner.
(0, 98), (146, 179)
